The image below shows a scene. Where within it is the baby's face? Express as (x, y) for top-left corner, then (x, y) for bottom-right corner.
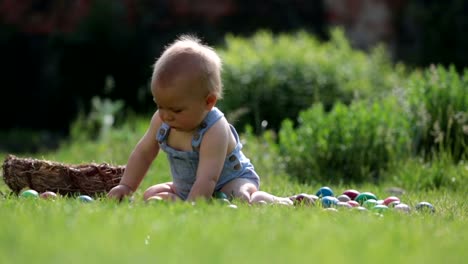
(152, 72), (212, 132)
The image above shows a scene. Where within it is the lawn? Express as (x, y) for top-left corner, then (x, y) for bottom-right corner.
(1, 121), (467, 264)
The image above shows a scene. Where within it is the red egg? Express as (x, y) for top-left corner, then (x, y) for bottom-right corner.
(290, 193), (317, 206)
(383, 196), (400, 206)
(40, 191), (57, 199)
(343, 189), (360, 200)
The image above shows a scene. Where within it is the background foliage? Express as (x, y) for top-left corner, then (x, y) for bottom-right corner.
(219, 28), (398, 134)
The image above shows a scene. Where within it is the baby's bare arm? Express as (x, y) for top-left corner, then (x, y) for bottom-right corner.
(108, 112), (162, 199)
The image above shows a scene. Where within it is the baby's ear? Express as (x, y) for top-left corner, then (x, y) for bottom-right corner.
(205, 94), (217, 109)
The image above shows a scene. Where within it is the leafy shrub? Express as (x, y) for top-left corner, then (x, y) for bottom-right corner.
(218, 28), (397, 134)
(278, 96), (412, 184)
(405, 64), (468, 161)
(387, 154), (468, 191)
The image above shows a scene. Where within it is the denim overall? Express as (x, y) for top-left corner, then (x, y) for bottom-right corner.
(156, 107), (260, 200)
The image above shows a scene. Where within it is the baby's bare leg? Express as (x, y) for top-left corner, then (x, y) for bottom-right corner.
(220, 178), (258, 202)
(251, 191), (293, 205)
(220, 178), (293, 205)
(143, 182), (181, 202)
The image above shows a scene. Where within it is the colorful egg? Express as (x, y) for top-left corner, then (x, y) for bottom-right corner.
(355, 206), (368, 212)
(337, 194), (351, 202)
(336, 201), (352, 209)
(372, 204), (389, 213)
(77, 195), (94, 203)
(40, 191), (57, 199)
(213, 191), (228, 200)
(355, 192), (377, 204)
(394, 203), (411, 213)
(415, 202), (435, 213)
(347, 200), (360, 207)
(290, 193), (317, 206)
(20, 189), (39, 198)
(316, 186), (334, 198)
(343, 189), (360, 200)
(383, 196), (400, 206)
(387, 200), (401, 207)
(146, 196), (164, 203)
(321, 196), (338, 208)
(363, 199), (378, 208)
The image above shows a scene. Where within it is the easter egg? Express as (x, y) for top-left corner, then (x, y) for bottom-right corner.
(290, 193), (317, 206)
(20, 189), (39, 198)
(316, 186), (334, 198)
(387, 200), (401, 207)
(394, 203), (410, 213)
(227, 204), (238, 209)
(415, 202), (435, 213)
(336, 201), (352, 209)
(372, 204), (389, 213)
(343, 189), (360, 200)
(146, 196), (164, 203)
(337, 194), (351, 202)
(213, 191), (228, 200)
(355, 192), (377, 204)
(40, 191), (57, 199)
(355, 206), (368, 212)
(383, 196), (400, 206)
(77, 195), (94, 203)
(347, 200), (360, 207)
(363, 199), (378, 208)
(321, 196), (338, 208)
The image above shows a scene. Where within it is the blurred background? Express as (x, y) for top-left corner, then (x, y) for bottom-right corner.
(1, 0), (467, 153)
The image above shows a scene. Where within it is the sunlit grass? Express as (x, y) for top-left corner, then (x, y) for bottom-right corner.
(1, 118), (467, 264)
(0, 191), (466, 264)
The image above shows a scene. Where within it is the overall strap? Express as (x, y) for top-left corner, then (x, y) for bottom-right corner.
(156, 122), (171, 143)
(192, 107), (224, 151)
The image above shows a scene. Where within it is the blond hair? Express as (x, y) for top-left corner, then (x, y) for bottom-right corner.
(151, 35), (223, 99)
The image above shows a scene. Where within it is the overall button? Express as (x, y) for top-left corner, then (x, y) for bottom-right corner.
(229, 155), (237, 162)
(200, 122), (207, 128)
(234, 164), (241, 170)
(193, 133), (200, 140)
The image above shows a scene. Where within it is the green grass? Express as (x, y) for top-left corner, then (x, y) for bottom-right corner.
(1, 118), (467, 264)
(0, 191), (466, 264)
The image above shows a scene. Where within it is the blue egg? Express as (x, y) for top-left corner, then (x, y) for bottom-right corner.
(321, 196), (338, 208)
(415, 201), (435, 213)
(316, 186), (334, 198)
(77, 195), (94, 203)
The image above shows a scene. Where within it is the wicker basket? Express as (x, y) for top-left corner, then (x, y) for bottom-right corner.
(1, 154), (125, 196)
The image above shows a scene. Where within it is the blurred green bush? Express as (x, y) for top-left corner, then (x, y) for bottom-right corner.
(278, 96), (412, 185)
(218, 28), (398, 134)
(405, 64), (468, 161)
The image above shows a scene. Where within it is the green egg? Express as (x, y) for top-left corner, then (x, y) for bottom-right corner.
(213, 191), (228, 200)
(355, 192), (378, 205)
(20, 189), (39, 199)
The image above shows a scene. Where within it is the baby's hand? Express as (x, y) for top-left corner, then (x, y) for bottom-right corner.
(107, 184), (133, 201)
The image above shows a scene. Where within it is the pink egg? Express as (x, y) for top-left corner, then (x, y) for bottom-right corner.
(40, 191), (57, 199)
(347, 200), (360, 207)
(383, 196), (400, 206)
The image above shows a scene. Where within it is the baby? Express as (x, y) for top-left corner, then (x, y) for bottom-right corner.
(107, 35), (292, 205)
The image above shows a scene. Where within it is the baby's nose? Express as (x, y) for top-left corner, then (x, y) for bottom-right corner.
(160, 110), (174, 121)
